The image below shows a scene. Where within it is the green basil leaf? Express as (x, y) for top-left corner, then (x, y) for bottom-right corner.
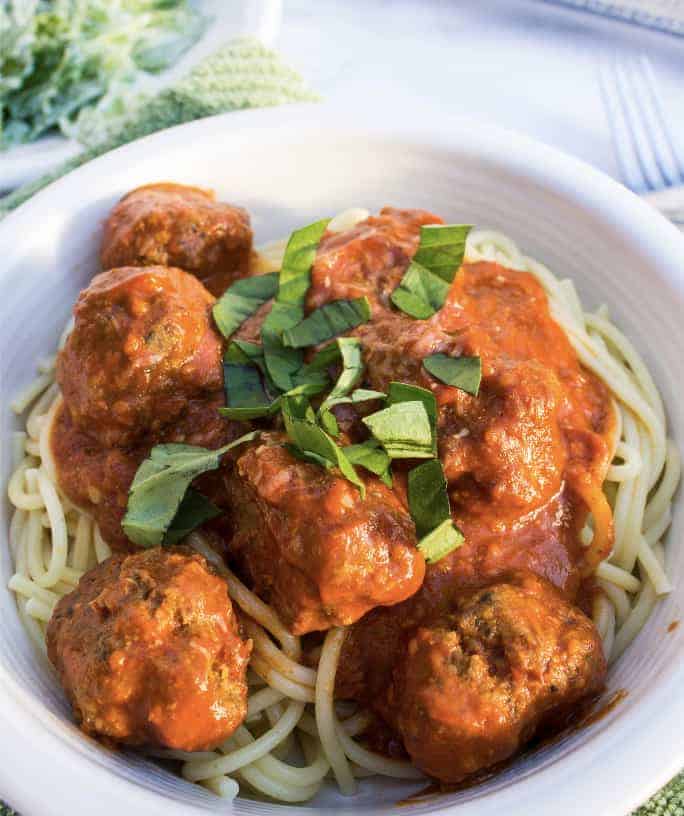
(212, 272), (278, 338)
(218, 403), (280, 420)
(285, 444), (334, 470)
(344, 440), (393, 487)
(282, 297), (371, 348)
(413, 224), (471, 282)
(297, 341), (342, 375)
(281, 396), (365, 496)
(387, 382), (437, 455)
(407, 459), (451, 538)
(277, 218), (330, 306)
(390, 261), (450, 319)
(423, 354), (482, 396)
(224, 362), (271, 409)
(122, 431), (258, 548)
(391, 224), (472, 319)
(351, 388), (386, 403)
(323, 338), (364, 402)
(362, 400), (433, 459)
(261, 300), (305, 391)
(417, 517), (465, 564)
(164, 489), (221, 545)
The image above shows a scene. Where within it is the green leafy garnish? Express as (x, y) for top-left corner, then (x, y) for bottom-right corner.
(122, 432), (258, 547)
(423, 354), (482, 396)
(390, 263), (451, 319)
(164, 489), (221, 545)
(281, 396), (365, 496)
(407, 460), (451, 537)
(350, 388), (386, 403)
(221, 341), (277, 419)
(282, 297), (371, 348)
(417, 517), (464, 564)
(212, 273), (278, 339)
(344, 440), (393, 487)
(408, 459), (464, 562)
(317, 338), (364, 435)
(260, 220), (330, 391)
(391, 224), (471, 319)
(277, 219), (330, 306)
(362, 401), (433, 459)
(261, 301), (306, 391)
(387, 382), (438, 455)
(413, 225), (471, 282)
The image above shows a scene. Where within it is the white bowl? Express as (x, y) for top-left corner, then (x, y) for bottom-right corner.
(1, 106), (683, 816)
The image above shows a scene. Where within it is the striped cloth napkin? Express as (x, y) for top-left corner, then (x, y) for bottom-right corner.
(541, 0), (684, 35)
(1, 29), (683, 816)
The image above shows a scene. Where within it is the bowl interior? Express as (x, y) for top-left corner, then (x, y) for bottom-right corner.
(0, 109), (683, 816)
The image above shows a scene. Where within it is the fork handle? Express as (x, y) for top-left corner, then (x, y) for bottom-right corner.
(642, 187), (684, 228)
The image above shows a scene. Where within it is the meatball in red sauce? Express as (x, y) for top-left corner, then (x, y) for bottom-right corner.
(47, 548), (252, 751)
(387, 573), (606, 783)
(57, 265), (223, 447)
(101, 183), (253, 296)
(224, 435), (425, 634)
(51, 395), (245, 551)
(308, 207), (442, 313)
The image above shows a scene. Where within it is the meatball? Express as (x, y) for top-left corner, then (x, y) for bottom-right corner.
(47, 548), (252, 751)
(57, 266), (223, 447)
(387, 573), (606, 783)
(308, 207), (442, 313)
(353, 310), (463, 394)
(101, 183), (253, 296)
(51, 396), (245, 551)
(441, 358), (567, 519)
(224, 436), (425, 634)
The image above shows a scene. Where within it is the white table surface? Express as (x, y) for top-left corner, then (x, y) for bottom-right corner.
(275, 0), (684, 183)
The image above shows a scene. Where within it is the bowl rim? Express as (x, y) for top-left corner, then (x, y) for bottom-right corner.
(1, 103), (683, 816)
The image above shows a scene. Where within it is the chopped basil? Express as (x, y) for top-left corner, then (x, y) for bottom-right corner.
(344, 440), (393, 487)
(390, 261), (450, 319)
(223, 361), (271, 409)
(318, 338), (364, 436)
(281, 396), (365, 496)
(351, 388), (386, 403)
(285, 444), (334, 470)
(277, 218), (330, 306)
(413, 224), (471, 282)
(212, 272), (278, 339)
(362, 401), (434, 459)
(407, 460), (451, 537)
(282, 297), (371, 348)
(261, 300), (305, 392)
(261, 219), (330, 390)
(417, 517), (465, 564)
(164, 489), (221, 545)
(391, 224), (471, 319)
(387, 382), (437, 455)
(122, 432), (259, 548)
(408, 459), (464, 562)
(423, 354), (481, 396)
(222, 341), (277, 419)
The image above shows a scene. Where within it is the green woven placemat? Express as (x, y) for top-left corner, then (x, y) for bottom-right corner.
(0, 31), (681, 816)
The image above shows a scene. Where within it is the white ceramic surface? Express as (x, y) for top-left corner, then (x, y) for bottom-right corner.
(0, 106), (683, 816)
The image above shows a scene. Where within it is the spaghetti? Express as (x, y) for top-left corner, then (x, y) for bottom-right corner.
(5, 215), (679, 802)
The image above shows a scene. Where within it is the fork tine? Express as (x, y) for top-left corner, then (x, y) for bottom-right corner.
(599, 58), (647, 192)
(615, 60), (667, 191)
(637, 57), (683, 186)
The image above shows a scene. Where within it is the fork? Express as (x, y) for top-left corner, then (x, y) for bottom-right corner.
(599, 55), (684, 228)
